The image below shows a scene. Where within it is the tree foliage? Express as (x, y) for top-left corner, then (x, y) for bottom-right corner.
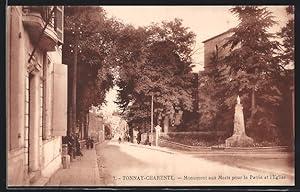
(223, 6), (285, 141)
(115, 19), (196, 131)
(278, 5), (294, 67)
(63, 6), (119, 125)
(198, 6), (290, 142)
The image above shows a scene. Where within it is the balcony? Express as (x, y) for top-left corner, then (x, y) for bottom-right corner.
(22, 6), (61, 52)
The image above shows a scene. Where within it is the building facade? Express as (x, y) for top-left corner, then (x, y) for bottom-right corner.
(88, 107), (104, 142)
(7, 6), (67, 185)
(202, 30), (233, 71)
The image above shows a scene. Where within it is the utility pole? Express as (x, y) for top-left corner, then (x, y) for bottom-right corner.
(151, 93), (154, 144)
(72, 29), (78, 137)
(70, 19), (80, 159)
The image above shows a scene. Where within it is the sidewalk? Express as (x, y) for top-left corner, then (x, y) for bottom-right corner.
(45, 146), (100, 186)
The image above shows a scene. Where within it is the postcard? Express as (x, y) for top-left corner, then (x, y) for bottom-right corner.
(6, 5), (294, 188)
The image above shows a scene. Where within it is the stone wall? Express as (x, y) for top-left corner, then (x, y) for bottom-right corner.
(7, 149), (25, 186)
(41, 138), (62, 178)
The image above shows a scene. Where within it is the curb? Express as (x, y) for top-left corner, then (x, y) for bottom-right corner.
(93, 144), (100, 185)
(128, 143), (176, 154)
(31, 176), (50, 186)
(129, 142), (294, 178)
(160, 139), (289, 152)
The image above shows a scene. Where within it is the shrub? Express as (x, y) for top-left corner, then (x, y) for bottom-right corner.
(161, 131), (283, 147)
(161, 131), (227, 146)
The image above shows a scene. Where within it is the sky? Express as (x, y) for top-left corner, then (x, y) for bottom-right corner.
(100, 5), (290, 115)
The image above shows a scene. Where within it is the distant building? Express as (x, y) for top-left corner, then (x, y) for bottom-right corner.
(118, 118), (129, 139)
(109, 111), (122, 137)
(88, 107), (104, 142)
(202, 29), (234, 72)
(7, 6), (67, 185)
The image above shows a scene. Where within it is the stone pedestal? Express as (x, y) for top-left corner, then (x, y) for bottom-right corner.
(155, 125), (162, 147)
(225, 96), (253, 147)
(225, 133), (254, 147)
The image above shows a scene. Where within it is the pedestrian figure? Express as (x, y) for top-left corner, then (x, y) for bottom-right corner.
(118, 137), (121, 144)
(145, 132), (152, 146)
(66, 134), (75, 158)
(75, 135), (83, 159)
(137, 131), (141, 144)
(90, 137), (94, 149)
(64, 135), (71, 156)
(86, 137), (90, 149)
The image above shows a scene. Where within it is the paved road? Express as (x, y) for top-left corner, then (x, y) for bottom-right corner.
(96, 141), (294, 186)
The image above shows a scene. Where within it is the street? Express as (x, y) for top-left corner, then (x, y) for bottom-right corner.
(96, 141), (294, 186)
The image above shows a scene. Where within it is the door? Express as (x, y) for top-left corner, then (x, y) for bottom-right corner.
(28, 72), (40, 172)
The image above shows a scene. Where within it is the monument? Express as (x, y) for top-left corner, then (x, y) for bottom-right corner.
(225, 96), (254, 147)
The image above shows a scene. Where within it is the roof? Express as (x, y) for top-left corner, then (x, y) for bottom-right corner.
(202, 29), (234, 43)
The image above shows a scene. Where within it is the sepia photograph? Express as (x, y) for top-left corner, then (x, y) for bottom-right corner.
(6, 4), (295, 188)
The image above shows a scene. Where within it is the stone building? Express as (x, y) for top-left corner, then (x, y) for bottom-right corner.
(202, 29), (234, 71)
(118, 118), (129, 140)
(88, 107), (104, 142)
(7, 6), (67, 185)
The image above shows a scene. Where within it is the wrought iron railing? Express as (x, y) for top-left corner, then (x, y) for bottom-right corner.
(23, 6), (56, 30)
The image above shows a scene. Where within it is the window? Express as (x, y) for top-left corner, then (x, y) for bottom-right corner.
(55, 6), (64, 44)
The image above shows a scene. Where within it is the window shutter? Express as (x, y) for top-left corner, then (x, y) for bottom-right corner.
(52, 63), (67, 136)
(55, 6), (64, 44)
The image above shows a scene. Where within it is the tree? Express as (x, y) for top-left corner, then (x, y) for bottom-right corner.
(278, 5), (294, 67)
(198, 48), (234, 134)
(276, 6), (295, 146)
(63, 6), (120, 136)
(198, 72), (218, 131)
(220, 6), (284, 141)
(115, 19), (196, 131)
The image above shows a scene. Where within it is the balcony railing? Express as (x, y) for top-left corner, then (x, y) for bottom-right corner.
(23, 6), (56, 30)
(22, 6), (64, 51)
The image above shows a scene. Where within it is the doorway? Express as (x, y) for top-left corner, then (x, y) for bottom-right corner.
(28, 72), (40, 172)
